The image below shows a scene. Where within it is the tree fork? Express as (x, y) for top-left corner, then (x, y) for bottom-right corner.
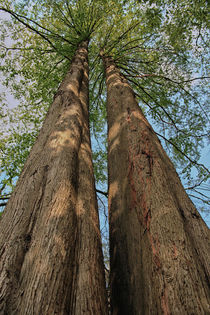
(0, 41), (108, 315)
(102, 54), (210, 315)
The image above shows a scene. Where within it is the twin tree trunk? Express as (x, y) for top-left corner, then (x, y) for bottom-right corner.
(103, 56), (210, 315)
(0, 40), (209, 315)
(0, 41), (107, 315)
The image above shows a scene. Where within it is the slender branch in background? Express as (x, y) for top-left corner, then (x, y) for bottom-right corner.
(128, 77), (180, 126)
(188, 194), (210, 204)
(193, 189), (209, 199)
(0, 202), (7, 207)
(186, 177), (209, 190)
(0, 196), (10, 200)
(0, 187), (6, 196)
(134, 91), (208, 138)
(44, 58), (65, 79)
(106, 22), (141, 54)
(125, 71), (209, 120)
(126, 72), (209, 84)
(118, 36), (148, 52)
(135, 92), (176, 127)
(104, 265), (110, 273)
(64, 0), (81, 35)
(0, 8), (57, 49)
(0, 7), (75, 45)
(0, 7), (72, 60)
(100, 20), (117, 51)
(96, 189), (108, 197)
(97, 194), (108, 230)
(0, 44), (55, 53)
(155, 131), (210, 174)
(53, 4), (74, 29)
(195, 185), (210, 192)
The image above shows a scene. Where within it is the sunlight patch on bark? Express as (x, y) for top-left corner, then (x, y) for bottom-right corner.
(76, 198), (85, 216)
(132, 110), (151, 128)
(108, 120), (120, 151)
(109, 181), (121, 221)
(48, 129), (78, 152)
(54, 234), (67, 259)
(66, 83), (79, 96)
(48, 183), (76, 218)
(109, 181), (118, 199)
(80, 142), (92, 164)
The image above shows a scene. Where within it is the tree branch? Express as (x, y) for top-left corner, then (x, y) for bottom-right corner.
(96, 189), (108, 197)
(155, 132), (210, 174)
(0, 202), (7, 207)
(0, 7), (71, 60)
(188, 194), (210, 205)
(185, 177), (209, 190)
(0, 196), (10, 200)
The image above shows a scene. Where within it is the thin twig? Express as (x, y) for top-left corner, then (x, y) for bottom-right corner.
(156, 132), (210, 173)
(96, 189), (108, 197)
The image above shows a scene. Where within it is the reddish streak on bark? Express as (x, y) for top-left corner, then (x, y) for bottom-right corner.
(127, 114), (163, 274)
(173, 243), (178, 259)
(161, 286), (170, 315)
(150, 234), (162, 271)
(128, 162), (138, 210)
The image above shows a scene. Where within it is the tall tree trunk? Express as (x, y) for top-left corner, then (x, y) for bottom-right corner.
(102, 55), (210, 315)
(0, 41), (107, 315)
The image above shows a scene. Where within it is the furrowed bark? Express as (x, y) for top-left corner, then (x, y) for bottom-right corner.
(0, 41), (107, 315)
(102, 55), (210, 315)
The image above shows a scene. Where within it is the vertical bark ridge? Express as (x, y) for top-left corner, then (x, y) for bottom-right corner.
(0, 41), (107, 315)
(102, 55), (210, 315)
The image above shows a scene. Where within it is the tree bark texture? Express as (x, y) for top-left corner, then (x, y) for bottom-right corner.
(103, 56), (210, 315)
(0, 41), (107, 315)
